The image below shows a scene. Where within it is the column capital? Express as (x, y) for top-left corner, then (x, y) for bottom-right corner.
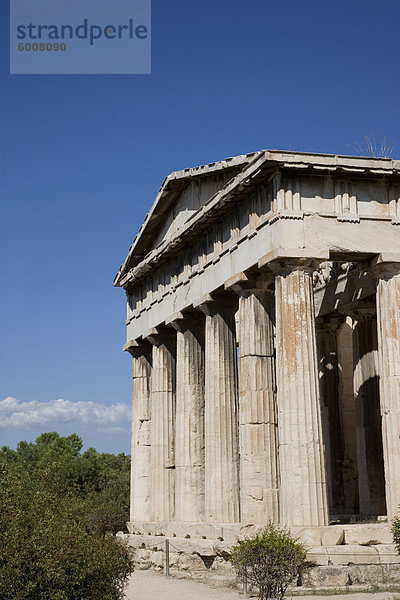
(166, 310), (204, 333)
(264, 257), (323, 277)
(271, 258), (321, 277)
(258, 248), (329, 273)
(371, 254), (400, 280)
(224, 271), (274, 296)
(142, 326), (176, 347)
(193, 292), (238, 316)
(123, 338), (152, 357)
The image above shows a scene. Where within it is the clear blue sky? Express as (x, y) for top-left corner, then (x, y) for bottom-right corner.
(1, 0), (399, 454)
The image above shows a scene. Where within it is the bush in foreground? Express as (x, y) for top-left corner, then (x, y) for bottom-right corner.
(229, 523), (310, 600)
(392, 515), (400, 555)
(0, 435), (134, 600)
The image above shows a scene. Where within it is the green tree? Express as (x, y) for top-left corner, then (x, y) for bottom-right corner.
(0, 432), (131, 533)
(229, 523), (310, 600)
(0, 433), (134, 600)
(84, 452), (131, 536)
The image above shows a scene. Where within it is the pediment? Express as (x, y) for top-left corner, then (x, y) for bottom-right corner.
(114, 153), (259, 285)
(115, 149), (400, 288)
(151, 171), (238, 249)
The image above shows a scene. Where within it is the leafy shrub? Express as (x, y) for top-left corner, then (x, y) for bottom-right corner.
(0, 433), (134, 600)
(0, 432), (131, 534)
(229, 522), (310, 600)
(392, 515), (400, 555)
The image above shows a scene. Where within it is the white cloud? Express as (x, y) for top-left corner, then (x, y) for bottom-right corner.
(0, 397), (131, 433)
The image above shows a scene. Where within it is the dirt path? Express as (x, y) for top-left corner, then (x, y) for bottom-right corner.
(124, 570), (398, 600)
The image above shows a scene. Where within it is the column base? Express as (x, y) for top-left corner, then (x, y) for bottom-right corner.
(127, 520), (242, 541)
(126, 520), (390, 545)
(125, 522), (398, 591)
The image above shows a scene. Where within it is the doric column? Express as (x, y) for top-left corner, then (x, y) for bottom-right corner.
(374, 260), (400, 520)
(351, 302), (386, 516)
(125, 340), (152, 523)
(198, 296), (240, 523)
(271, 259), (329, 526)
(316, 317), (345, 516)
(146, 329), (176, 522)
(230, 275), (279, 524)
(170, 314), (205, 522)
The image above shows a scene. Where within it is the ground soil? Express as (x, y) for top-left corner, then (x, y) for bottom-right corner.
(124, 569), (399, 600)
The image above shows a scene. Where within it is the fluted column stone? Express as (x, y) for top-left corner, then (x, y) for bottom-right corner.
(272, 259), (329, 526)
(171, 315), (205, 522)
(126, 341), (152, 523)
(374, 261), (400, 520)
(233, 277), (279, 524)
(147, 330), (176, 522)
(351, 303), (386, 516)
(199, 296), (240, 523)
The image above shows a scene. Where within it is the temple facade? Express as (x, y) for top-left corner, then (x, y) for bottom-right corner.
(115, 150), (400, 536)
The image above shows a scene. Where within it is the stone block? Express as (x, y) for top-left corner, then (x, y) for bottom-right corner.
(373, 544), (400, 564)
(163, 523), (187, 538)
(126, 534), (165, 551)
(138, 420), (151, 445)
(186, 523), (223, 539)
(135, 548), (152, 561)
(140, 521), (223, 540)
(239, 524), (265, 539)
(124, 531), (400, 589)
(326, 545), (380, 565)
(151, 551), (164, 569)
(168, 538), (216, 556)
(213, 540), (236, 556)
(127, 521), (144, 534)
(133, 521), (168, 536)
(383, 564), (400, 583)
(343, 523), (392, 545)
(178, 554), (207, 571)
(220, 524), (242, 541)
(168, 552), (181, 568)
(347, 564), (384, 585)
(210, 555), (235, 575)
(293, 525), (344, 546)
(321, 526), (345, 546)
(307, 547), (329, 566)
(125, 534), (145, 549)
(305, 565), (349, 587)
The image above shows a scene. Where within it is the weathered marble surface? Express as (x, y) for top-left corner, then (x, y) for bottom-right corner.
(199, 298), (240, 523)
(117, 151), (400, 568)
(124, 523), (400, 590)
(235, 279), (279, 524)
(172, 317), (205, 523)
(375, 261), (400, 520)
(273, 260), (328, 526)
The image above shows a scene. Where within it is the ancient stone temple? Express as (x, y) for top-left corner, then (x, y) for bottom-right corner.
(115, 150), (400, 587)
